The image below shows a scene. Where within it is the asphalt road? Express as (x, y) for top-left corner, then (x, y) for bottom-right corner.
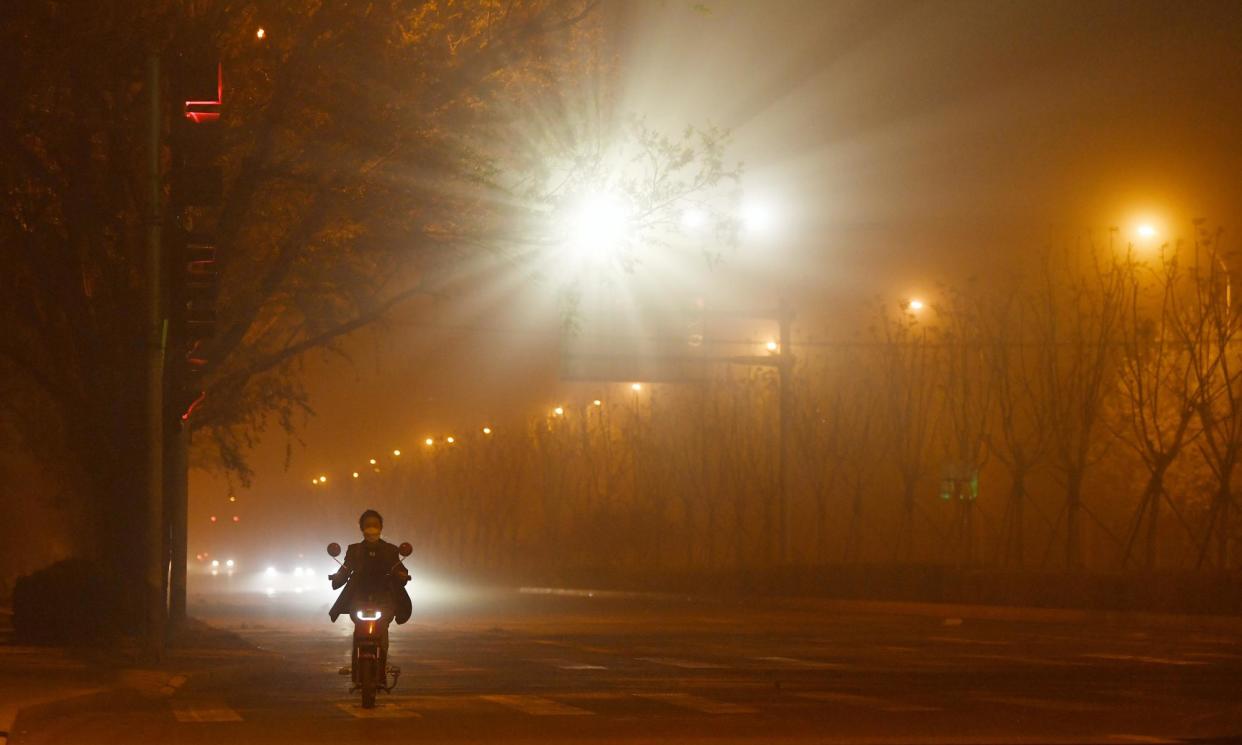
(12, 586), (1242, 744)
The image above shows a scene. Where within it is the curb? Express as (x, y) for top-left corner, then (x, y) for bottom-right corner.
(0, 687), (110, 744)
(2, 652), (283, 744)
(770, 595), (1242, 631)
(512, 585), (1242, 631)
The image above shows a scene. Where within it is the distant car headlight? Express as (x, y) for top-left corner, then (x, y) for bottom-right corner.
(354, 609), (383, 621)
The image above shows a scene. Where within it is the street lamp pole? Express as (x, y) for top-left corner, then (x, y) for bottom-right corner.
(777, 298), (794, 566)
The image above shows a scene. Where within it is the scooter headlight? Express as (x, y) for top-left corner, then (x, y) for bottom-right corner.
(354, 609), (383, 621)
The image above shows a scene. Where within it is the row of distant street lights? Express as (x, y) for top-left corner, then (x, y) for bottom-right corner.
(306, 387), (645, 488)
(306, 351), (843, 488)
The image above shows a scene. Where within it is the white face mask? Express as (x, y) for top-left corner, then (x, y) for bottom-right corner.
(363, 526), (381, 540)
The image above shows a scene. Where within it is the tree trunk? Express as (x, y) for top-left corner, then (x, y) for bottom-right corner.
(1065, 470), (1083, 569)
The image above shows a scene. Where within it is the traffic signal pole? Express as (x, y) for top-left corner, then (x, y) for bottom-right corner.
(144, 54), (167, 660)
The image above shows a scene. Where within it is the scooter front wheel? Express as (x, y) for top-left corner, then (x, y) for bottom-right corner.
(358, 657), (377, 708)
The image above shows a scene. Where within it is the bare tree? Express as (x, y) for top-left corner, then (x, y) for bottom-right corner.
(874, 305), (941, 562)
(1115, 250), (1202, 569)
(1181, 228), (1242, 570)
(1034, 244), (1127, 569)
(938, 285), (996, 565)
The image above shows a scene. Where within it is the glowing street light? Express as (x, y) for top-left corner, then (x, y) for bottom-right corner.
(392, 449), (401, 457)
(741, 202), (774, 234)
(565, 191), (631, 256)
(905, 298), (926, 312)
(446, 436), (455, 444)
(482, 426), (492, 435)
(554, 406), (564, 416)
(765, 340), (778, 352)
(630, 383), (643, 392)
(368, 458), (377, 465)
(318, 474), (327, 483)
(681, 208), (708, 230)
(211, 559), (219, 568)
(424, 437), (434, 446)
(593, 399), (602, 407)
(255, 27), (266, 40)
(352, 471), (359, 478)
(225, 559), (235, 568)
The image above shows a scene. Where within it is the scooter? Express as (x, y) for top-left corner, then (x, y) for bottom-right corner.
(327, 540), (413, 709)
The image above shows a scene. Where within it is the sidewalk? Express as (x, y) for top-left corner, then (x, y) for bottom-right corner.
(0, 609), (279, 743)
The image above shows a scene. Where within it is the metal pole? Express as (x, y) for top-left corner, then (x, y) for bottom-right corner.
(777, 298), (793, 565)
(145, 54), (166, 660)
(169, 421), (190, 626)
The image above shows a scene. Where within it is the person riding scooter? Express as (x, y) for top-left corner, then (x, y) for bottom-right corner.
(328, 510), (412, 626)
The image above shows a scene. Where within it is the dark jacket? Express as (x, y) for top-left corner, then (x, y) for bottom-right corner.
(328, 538), (412, 624)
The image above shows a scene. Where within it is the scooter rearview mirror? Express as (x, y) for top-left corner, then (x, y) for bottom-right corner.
(398, 542), (413, 557)
(327, 542), (341, 557)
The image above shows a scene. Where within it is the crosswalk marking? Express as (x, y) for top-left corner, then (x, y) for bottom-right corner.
(637, 657), (729, 669)
(336, 702), (422, 719)
(796, 691), (941, 712)
(172, 703), (243, 722)
(479, 694), (594, 716)
(752, 656), (846, 669)
(635, 692), (757, 714)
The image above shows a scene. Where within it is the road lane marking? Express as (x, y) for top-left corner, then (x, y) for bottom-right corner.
(479, 694), (593, 716)
(526, 657), (608, 670)
(413, 658), (486, 673)
(172, 703), (243, 722)
(796, 691), (941, 712)
(958, 653), (1087, 668)
(637, 657), (729, 669)
(1082, 653), (1208, 667)
(974, 695), (1110, 712)
(751, 656), (846, 669)
(635, 692), (757, 714)
(336, 702), (421, 718)
(926, 636), (1012, 646)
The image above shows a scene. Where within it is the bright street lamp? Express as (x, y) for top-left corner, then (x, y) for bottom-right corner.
(565, 191), (631, 257)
